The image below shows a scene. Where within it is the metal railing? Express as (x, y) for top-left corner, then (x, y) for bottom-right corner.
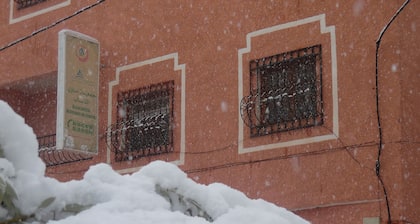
(37, 134), (93, 167)
(37, 134), (56, 149)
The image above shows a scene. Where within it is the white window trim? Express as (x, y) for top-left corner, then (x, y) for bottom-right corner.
(108, 53), (186, 173)
(237, 14), (339, 154)
(9, 0), (71, 24)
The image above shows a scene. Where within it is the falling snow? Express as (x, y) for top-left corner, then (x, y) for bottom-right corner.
(0, 100), (309, 224)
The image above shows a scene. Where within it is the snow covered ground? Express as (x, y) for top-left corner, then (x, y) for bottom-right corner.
(0, 100), (309, 224)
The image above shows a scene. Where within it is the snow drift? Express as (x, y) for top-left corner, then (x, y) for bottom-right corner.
(0, 100), (309, 224)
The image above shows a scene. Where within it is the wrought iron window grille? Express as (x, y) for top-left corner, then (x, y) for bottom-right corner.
(37, 133), (56, 149)
(14, 0), (48, 10)
(240, 45), (324, 137)
(108, 81), (174, 162)
(37, 134), (93, 167)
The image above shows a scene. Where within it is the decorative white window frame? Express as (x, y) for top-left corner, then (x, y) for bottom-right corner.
(237, 14), (339, 154)
(108, 53), (186, 173)
(114, 80), (175, 161)
(9, 0), (71, 24)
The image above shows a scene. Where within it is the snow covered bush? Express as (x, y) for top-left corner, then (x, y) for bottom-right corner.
(0, 100), (309, 224)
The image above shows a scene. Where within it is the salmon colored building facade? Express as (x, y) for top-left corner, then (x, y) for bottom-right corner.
(0, 0), (419, 223)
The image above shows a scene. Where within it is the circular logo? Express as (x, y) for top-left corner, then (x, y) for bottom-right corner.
(76, 45), (89, 62)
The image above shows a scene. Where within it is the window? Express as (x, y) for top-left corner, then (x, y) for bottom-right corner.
(14, 0), (48, 10)
(243, 45), (323, 137)
(111, 81), (174, 161)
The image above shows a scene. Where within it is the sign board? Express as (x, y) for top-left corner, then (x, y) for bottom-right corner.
(57, 30), (99, 153)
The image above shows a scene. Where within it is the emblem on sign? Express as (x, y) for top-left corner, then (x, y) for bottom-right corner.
(76, 45), (89, 62)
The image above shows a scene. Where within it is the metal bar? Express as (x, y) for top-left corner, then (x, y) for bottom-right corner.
(242, 45), (323, 137)
(15, 0), (47, 10)
(110, 81), (174, 162)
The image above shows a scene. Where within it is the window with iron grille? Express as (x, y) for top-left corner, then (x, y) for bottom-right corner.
(14, 0), (47, 10)
(245, 45), (323, 137)
(111, 81), (174, 161)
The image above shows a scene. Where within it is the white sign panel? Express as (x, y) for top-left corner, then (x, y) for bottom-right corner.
(57, 30), (99, 153)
